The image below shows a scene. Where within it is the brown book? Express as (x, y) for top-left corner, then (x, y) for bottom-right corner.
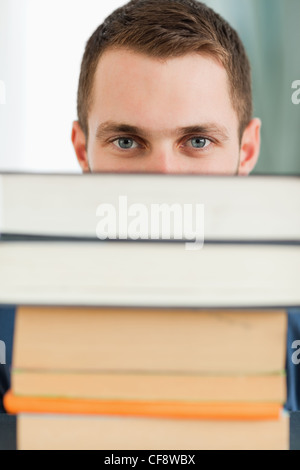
(13, 306), (287, 375)
(16, 412), (290, 450)
(12, 370), (286, 403)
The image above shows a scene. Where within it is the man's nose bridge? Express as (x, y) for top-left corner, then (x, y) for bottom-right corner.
(151, 146), (175, 172)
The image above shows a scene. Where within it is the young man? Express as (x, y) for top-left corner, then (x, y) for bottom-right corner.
(72, 0), (261, 175)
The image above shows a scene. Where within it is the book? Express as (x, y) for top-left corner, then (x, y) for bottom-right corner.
(0, 172), (299, 242)
(11, 370), (286, 403)
(12, 306), (287, 376)
(15, 412), (290, 450)
(0, 241), (299, 308)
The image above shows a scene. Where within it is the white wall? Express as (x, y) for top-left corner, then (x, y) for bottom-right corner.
(0, 0), (27, 171)
(0, 0), (125, 173)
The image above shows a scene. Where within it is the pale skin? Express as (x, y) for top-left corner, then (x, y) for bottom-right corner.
(72, 48), (261, 175)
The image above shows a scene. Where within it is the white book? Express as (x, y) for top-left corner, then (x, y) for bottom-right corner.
(0, 240), (299, 307)
(0, 172), (299, 242)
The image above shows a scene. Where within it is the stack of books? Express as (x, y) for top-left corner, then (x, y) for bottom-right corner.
(5, 305), (288, 450)
(1, 172), (299, 450)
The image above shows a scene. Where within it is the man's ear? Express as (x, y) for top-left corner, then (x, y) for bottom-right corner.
(238, 118), (262, 175)
(71, 121), (90, 173)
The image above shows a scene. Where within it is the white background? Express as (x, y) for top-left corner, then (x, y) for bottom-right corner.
(0, 0), (125, 173)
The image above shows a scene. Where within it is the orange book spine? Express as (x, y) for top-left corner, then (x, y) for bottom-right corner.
(4, 390), (282, 421)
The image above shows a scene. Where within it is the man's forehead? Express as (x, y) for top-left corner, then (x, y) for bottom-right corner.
(92, 48), (232, 110)
(89, 47), (238, 137)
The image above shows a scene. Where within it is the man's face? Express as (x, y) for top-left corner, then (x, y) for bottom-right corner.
(72, 48), (261, 175)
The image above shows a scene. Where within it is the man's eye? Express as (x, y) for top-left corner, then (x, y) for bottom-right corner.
(112, 138), (139, 150)
(185, 137), (211, 149)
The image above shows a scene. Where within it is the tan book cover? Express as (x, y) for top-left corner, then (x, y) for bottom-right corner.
(17, 412), (290, 450)
(13, 307), (287, 375)
(11, 370), (286, 403)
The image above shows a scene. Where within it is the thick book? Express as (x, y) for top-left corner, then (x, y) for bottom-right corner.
(0, 241), (299, 308)
(0, 172), (299, 242)
(15, 411), (290, 450)
(12, 306), (287, 376)
(0, 412), (290, 451)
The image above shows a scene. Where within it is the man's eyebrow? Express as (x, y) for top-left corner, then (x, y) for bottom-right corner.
(96, 122), (144, 139)
(177, 124), (229, 140)
(95, 121), (229, 140)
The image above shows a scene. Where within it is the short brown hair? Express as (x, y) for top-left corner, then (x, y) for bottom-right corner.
(77, 0), (253, 141)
